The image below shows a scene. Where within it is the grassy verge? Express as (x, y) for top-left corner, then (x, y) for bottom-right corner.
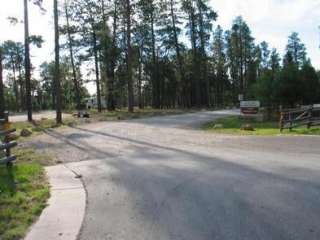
(202, 116), (320, 136)
(0, 148), (51, 240)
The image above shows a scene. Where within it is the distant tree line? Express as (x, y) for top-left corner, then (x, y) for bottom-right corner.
(1, 0), (319, 121)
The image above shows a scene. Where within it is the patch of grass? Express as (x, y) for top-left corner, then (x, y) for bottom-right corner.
(202, 116), (320, 136)
(0, 162), (49, 240)
(13, 148), (54, 166)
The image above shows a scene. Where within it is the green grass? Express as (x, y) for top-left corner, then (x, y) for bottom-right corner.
(202, 116), (320, 136)
(0, 161), (49, 240)
(12, 148), (55, 166)
(0, 147), (52, 240)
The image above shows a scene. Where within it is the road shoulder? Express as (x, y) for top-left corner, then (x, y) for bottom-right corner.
(25, 164), (86, 240)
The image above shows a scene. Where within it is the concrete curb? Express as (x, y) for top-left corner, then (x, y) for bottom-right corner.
(25, 165), (86, 240)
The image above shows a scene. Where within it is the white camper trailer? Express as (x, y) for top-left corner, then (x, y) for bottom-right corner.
(85, 97), (107, 109)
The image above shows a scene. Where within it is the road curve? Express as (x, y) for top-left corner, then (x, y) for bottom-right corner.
(29, 110), (320, 240)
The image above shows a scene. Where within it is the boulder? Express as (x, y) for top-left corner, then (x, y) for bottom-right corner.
(241, 124), (255, 131)
(20, 128), (32, 137)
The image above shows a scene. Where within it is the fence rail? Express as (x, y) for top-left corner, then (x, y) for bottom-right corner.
(280, 106), (320, 132)
(0, 114), (17, 167)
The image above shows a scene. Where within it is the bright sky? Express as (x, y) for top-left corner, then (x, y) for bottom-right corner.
(1, 0), (320, 94)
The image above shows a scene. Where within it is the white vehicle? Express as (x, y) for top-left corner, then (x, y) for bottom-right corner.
(85, 97), (107, 109)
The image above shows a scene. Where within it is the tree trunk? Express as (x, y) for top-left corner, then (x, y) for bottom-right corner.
(24, 0), (32, 121)
(138, 48), (143, 109)
(0, 50), (4, 119)
(188, 5), (200, 107)
(107, 3), (117, 111)
(65, 1), (81, 110)
(239, 27), (244, 98)
(169, 0), (185, 107)
(11, 55), (19, 111)
(92, 29), (102, 112)
(54, 0), (62, 123)
(126, 0), (134, 113)
(197, 0), (210, 107)
(17, 66), (24, 110)
(16, 48), (25, 111)
(151, 14), (160, 109)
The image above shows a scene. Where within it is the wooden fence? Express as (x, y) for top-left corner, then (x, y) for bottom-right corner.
(0, 114), (17, 167)
(280, 105), (320, 132)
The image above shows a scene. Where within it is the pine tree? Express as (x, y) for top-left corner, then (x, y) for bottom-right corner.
(63, 0), (81, 110)
(107, 0), (120, 111)
(24, 0), (32, 121)
(136, 0), (160, 108)
(2, 41), (22, 111)
(284, 32), (307, 68)
(72, 0), (103, 112)
(158, 0), (185, 106)
(195, 0), (217, 106)
(212, 25), (228, 107)
(124, 0), (134, 112)
(54, 0), (62, 123)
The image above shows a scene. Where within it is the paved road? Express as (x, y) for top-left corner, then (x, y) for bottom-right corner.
(28, 110), (320, 240)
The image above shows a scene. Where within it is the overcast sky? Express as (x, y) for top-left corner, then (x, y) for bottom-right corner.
(1, 0), (320, 94)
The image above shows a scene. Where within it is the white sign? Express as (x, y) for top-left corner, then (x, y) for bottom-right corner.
(240, 101), (261, 108)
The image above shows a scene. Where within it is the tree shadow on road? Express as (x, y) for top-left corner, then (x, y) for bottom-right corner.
(65, 125), (320, 240)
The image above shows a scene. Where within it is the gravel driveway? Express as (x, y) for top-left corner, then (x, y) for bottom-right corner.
(27, 110), (320, 240)
(10, 111), (72, 122)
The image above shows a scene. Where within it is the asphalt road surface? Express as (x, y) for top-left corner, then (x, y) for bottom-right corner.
(28, 110), (320, 240)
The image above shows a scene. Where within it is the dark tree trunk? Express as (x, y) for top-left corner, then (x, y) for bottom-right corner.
(24, 0), (32, 121)
(188, 6), (201, 107)
(92, 30), (102, 112)
(54, 0), (62, 123)
(126, 0), (134, 113)
(151, 14), (160, 109)
(169, 0), (185, 107)
(197, 1), (210, 107)
(138, 48), (143, 109)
